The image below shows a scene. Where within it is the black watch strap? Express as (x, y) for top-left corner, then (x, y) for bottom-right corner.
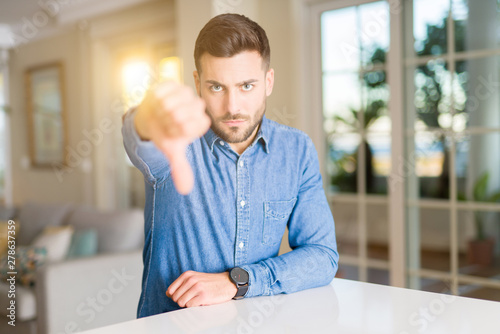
(233, 284), (248, 299)
(228, 267), (249, 300)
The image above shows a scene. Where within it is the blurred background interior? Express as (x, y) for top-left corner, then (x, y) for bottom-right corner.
(0, 0), (499, 333)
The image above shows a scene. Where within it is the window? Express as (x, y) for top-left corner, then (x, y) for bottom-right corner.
(319, 0), (391, 284)
(116, 48), (181, 209)
(405, 0), (500, 300)
(322, 2), (391, 195)
(314, 0), (500, 301)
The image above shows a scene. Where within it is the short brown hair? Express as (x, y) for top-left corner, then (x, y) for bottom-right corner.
(194, 13), (270, 73)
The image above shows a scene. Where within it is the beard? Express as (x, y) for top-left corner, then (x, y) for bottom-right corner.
(207, 99), (266, 144)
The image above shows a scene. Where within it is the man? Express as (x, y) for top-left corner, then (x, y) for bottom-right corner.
(122, 13), (338, 318)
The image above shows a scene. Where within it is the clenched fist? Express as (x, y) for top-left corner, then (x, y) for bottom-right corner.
(134, 81), (211, 195)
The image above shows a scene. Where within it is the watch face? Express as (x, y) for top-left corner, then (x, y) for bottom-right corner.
(230, 267), (249, 285)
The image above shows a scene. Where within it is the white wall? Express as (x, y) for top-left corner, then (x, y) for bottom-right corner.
(9, 30), (88, 205)
(258, 0), (296, 128)
(175, 0), (297, 127)
(8, 0), (175, 207)
(7, 0), (299, 210)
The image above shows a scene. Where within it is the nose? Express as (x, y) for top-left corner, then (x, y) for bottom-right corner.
(224, 88), (240, 115)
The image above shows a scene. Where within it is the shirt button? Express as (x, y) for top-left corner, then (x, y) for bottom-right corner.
(240, 200), (246, 208)
(219, 140), (224, 146)
(239, 242), (244, 249)
(239, 160), (244, 167)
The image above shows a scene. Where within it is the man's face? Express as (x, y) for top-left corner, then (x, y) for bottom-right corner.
(194, 51), (274, 144)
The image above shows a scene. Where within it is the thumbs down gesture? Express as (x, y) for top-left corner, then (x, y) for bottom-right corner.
(134, 81), (211, 195)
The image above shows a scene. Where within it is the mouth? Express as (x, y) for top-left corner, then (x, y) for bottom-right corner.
(222, 119), (246, 126)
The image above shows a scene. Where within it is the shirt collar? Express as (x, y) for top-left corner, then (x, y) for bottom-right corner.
(203, 114), (270, 154)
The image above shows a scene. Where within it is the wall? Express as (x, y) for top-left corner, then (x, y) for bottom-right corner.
(175, 0), (296, 127)
(8, 0), (175, 207)
(258, 0), (296, 129)
(87, 0), (175, 209)
(8, 0), (299, 208)
(9, 29), (88, 205)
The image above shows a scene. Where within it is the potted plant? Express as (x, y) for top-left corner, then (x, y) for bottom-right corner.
(459, 172), (500, 266)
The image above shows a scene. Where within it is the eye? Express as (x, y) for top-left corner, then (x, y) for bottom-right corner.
(242, 83), (253, 91)
(211, 85), (223, 92)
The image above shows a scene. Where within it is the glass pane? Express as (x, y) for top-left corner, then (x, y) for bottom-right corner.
(459, 285), (500, 303)
(366, 133), (390, 194)
(407, 207), (452, 276)
(367, 203), (388, 261)
(404, 65), (418, 130)
(332, 202), (359, 257)
(323, 72), (361, 132)
(337, 264), (359, 280)
(454, 57), (500, 129)
(321, 7), (359, 72)
(458, 210), (500, 279)
(453, 0), (500, 52)
(363, 71), (390, 124)
(322, 1), (391, 196)
(359, 1), (389, 67)
(367, 268), (389, 285)
(413, 0), (450, 56)
(322, 1), (389, 71)
(413, 60), (453, 131)
(420, 208), (451, 272)
(455, 133), (500, 203)
(328, 133), (360, 193)
(412, 133), (451, 199)
(419, 277), (453, 294)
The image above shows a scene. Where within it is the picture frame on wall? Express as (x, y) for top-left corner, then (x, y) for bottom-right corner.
(25, 62), (67, 168)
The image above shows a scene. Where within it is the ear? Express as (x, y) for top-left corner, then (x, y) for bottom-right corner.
(193, 70), (201, 96)
(265, 68), (274, 97)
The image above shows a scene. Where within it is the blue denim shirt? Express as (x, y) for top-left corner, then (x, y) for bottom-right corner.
(122, 109), (338, 318)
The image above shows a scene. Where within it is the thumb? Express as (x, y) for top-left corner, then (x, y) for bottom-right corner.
(162, 140), (194, 195)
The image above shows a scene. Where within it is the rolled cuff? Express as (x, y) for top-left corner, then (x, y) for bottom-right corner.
(240, 262), (271, 298)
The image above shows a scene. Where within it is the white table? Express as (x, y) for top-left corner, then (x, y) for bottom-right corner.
(81, 278), (500, 333)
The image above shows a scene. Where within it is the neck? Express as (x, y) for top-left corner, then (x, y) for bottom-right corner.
(229, 124), (261, 155)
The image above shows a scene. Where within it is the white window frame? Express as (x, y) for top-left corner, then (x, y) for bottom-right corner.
(0, 49), (12, 206)
(403, 1), (500, 295)
(303, 0), (500, 295)
(305, 0), (406, 287)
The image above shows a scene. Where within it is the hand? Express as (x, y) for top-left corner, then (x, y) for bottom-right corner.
(134, 81), (211, 195)
(166, 270), (238, 308)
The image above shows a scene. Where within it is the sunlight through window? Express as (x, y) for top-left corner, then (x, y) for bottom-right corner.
(159, 57), (182, 83)
(122, 61), (152, 108)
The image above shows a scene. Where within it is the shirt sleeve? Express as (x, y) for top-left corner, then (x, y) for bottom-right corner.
(240, 137), (339, 297)
(122, 108), (171, 184)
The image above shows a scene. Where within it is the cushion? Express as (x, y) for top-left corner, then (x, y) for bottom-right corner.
(0, 282), (36, 320)
(66, 228), (98, 258)
(17, 202), (73, 245)
(32, 226), (74, 263)
(66, 208), (144, 253)
(0, 206), (16, 220)
(0, 246), (47, 287)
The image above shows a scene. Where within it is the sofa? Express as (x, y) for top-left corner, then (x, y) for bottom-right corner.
(0, 202), (144, 334)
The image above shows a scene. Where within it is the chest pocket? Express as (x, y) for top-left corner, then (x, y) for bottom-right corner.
(262, 198), (297, 245)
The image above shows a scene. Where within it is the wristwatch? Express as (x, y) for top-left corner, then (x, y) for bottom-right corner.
(228, 267), (249, 300)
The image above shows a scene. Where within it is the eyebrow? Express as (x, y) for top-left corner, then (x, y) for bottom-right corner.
(204, 79), (259, 87)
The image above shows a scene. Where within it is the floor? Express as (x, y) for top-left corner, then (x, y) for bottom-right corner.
(337, 242), (500, 303)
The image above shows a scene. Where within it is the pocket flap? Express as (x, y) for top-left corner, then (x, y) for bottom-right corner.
(264, 198), (297, 220)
